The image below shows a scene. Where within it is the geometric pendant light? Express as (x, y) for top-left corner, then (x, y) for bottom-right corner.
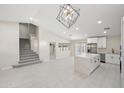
(56, 4), (80, 28)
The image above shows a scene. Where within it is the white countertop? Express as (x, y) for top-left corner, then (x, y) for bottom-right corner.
(75, 53), (100, 76)
(76, 53), (99, 58)
(97, 52), (119, 55)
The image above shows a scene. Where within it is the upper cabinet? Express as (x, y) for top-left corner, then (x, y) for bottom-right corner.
(87, 38), (98, 44)
(97, 37), (106, 48)
(87, 37), (107, 48)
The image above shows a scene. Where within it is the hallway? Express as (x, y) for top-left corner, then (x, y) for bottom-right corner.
(0, 57), (120, 88)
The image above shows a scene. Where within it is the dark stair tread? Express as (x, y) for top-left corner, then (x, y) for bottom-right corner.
(20, 56), (39, 60)
(19, 58), (40, 63)
(20, 53), (38, 57)
(20, 51), (34, 54)
(20, 52), (37, 55)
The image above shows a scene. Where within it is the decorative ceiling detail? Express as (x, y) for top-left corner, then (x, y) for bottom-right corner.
(56, 4), (80, 28)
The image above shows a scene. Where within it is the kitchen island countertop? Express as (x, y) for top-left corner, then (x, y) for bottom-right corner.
(75, 53), (100, 76)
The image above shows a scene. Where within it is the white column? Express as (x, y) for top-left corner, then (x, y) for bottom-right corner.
(121, 17), (124, 87)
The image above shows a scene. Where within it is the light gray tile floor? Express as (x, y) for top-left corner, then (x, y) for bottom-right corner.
(0, 57), (121, 88)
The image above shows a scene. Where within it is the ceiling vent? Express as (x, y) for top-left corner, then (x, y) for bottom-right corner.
(104, 27), (110, 30)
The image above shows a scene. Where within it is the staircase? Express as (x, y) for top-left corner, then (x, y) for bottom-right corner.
(13, 48), (42, 68)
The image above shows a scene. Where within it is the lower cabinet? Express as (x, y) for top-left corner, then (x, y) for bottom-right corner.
(75, 54), (100, 76)
(106, 54), (120, 65)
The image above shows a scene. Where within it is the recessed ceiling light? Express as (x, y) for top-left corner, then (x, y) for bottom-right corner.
(29, 17), (33, 21)
(76, 27), (79, 30)
(63, 32), (66, 34)
(97, 21), (102, 24)
(103, 31), (107, 34)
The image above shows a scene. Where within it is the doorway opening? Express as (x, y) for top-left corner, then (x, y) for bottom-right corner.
(49, 42), (56, 60)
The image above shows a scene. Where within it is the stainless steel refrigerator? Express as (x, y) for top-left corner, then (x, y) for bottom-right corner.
(87, 43), (97, 54)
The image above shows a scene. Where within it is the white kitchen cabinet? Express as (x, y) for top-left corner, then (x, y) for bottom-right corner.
(87, 38), (98, 44)
(106, 54), (120, 65)
(97, 37), (106, 48)
(87, 37), (106, 48)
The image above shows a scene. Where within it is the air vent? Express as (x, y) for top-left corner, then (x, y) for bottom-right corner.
(104, 27), (110, 30)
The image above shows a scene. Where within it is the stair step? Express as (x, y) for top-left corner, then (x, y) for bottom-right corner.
(20, 50), (31, 52)
(20, 49), (33, 51)
(18, 49), (42, 68)
(20, 51), (36, 55)
(20, 56), (39, 60)
(20, 48), (31, 50)
(20, 57), (39, 62)
(20, 51), (34, 53)
(20, 55), (39, 60)
(20, 53), (38, 57)
(19, 58), (40, 63)
(20, 53), (36, 55)
(13, 61), (42, 68)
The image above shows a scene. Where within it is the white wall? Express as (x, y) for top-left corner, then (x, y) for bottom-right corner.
(0, 21), (19, 69)
(97, 35), (121, 54)
(30, 24), (39, 54)
(30, 35), (38, 53)
(39, 26), (70, 62)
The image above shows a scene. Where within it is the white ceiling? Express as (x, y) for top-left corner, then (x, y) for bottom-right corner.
(0, 5), (41, 22)
(0, 4), (124, 40)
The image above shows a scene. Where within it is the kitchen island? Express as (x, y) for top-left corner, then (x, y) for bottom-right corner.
(75, 53), (100, 76)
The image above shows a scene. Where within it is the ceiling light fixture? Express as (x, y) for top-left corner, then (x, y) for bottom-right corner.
(103, 31), (107, 34)
(97, 21), (102, 24)
(63, 31), (66, 34)
(29, 17), (33, 21)
(76, 27), (79, 30)
(56, 4), (80, 28)
(103, 27), (110, 34)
